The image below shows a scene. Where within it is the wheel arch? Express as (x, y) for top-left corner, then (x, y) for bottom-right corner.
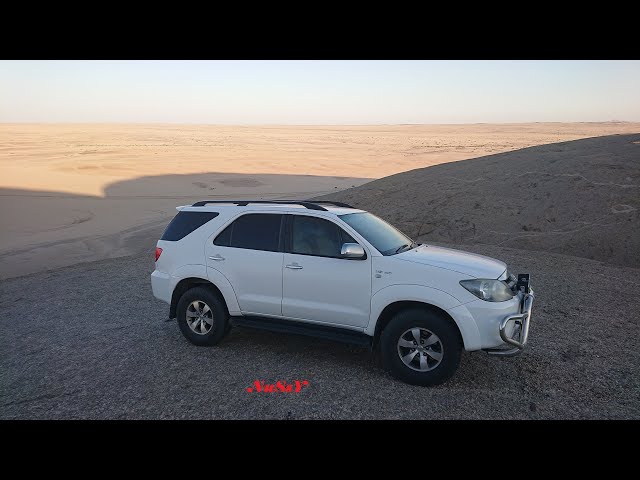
(170, 277), (228, 319)
(367, 284), (482, 350)
(373, 301), (463, 347)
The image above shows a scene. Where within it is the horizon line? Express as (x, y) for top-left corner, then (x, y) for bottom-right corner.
(1, 120), (639, 127)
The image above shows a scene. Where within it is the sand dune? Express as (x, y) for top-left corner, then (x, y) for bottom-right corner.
(2, 122), (639, 279)
(318, 134), (640, 268)
(0, 173), (366, 279)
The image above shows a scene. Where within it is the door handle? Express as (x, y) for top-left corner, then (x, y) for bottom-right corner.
(285, 264), (303, 270)
(209, 254), (225, 261)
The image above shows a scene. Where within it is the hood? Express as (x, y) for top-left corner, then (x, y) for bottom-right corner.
(394, 244), (507, 279)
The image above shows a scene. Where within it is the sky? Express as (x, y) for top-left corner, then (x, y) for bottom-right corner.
(1, 60), (639, 124)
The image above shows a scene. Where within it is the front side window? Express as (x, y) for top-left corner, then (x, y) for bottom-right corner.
(291, 216), (350, 257)
(214, 213), (282, 252)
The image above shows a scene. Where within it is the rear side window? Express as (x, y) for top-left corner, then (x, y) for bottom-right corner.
(214, 213), (283, 252)
(213, 224), (232, 246)
(161, 211), (219, 241)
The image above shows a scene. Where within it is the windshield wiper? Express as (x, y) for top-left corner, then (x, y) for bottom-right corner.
(395, 244), (410, 254)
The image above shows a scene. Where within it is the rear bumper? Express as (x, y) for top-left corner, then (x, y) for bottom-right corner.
(151, 270), (172, 304)
(485, 290), (535, 356)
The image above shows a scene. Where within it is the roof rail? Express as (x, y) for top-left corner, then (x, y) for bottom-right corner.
(191, 200), (326, 210)
(306, 200), (355, 208)
(190, 199), (355, 210)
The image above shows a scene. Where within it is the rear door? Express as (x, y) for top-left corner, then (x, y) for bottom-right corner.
(206, 213), (284, 316)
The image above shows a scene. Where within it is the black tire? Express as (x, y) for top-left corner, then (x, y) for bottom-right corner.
(380, 308), (462, 386)
(176, 286), (229, 346)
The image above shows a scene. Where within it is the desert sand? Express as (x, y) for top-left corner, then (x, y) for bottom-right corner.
(1, 122), (639, 279)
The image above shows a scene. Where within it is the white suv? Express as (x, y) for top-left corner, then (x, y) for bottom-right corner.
(151, 200), (534, 386)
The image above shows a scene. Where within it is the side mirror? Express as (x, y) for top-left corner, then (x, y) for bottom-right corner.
(340, 243), (366, 259)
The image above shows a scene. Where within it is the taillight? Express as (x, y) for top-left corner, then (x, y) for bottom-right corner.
(155, 247), (163, 262)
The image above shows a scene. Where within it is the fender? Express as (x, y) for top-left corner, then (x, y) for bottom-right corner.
(171, 264), (241, 316)
(205, 266), (241, 315)
(366, 284), (482, 351)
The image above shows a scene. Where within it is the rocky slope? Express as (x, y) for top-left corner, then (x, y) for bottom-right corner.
(317, 134), (640, 267)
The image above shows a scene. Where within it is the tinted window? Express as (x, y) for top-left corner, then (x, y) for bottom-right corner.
(339, 212), (413, 255)
(228, 214), (282, 252)
(161, 211), (219, 241)
(291, 216), (343, 257)
(340, 229), (357, 244)
(213, 223), (232, 246)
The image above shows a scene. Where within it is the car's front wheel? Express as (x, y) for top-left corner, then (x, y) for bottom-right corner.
(380, 308), (462, 386)
(176, 287), (229, 346)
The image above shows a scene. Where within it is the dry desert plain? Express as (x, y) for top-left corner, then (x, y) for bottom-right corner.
(1, 122), (639, 278)
(1, 122), (640, 419)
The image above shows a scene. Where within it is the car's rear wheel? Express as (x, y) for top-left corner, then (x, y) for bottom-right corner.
(380, 308), (461, 386)
(176, 287), (229, 346)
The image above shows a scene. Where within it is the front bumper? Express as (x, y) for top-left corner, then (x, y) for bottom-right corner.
(485, 289), (535, 356)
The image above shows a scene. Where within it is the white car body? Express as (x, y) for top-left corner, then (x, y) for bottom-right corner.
(151, 202), (533, 355)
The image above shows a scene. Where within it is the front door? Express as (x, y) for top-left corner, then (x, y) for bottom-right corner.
(281, 214), (371, 328)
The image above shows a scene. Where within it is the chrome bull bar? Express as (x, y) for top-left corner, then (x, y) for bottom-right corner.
(486, 290), (535, 356)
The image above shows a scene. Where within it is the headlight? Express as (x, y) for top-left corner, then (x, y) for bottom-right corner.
(459, 279), (515, 302)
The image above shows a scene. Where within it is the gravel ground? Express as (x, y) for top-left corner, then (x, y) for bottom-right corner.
(1, 244), (639, 419)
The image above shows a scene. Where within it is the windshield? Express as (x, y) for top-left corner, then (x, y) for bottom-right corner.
(339, 212), (416, 255)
